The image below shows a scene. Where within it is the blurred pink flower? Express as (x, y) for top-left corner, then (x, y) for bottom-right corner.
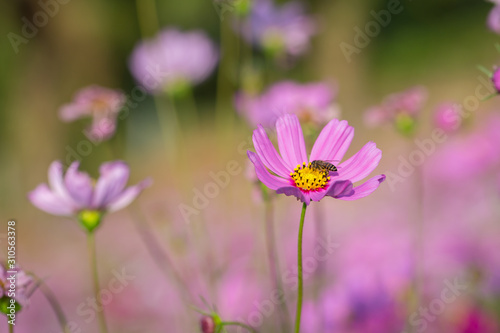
(247, 114), (385, 205)
(0, 264), (33, 307)
(129, 28), (218, 94)
(59, 86), (126, 142)
(487, 3), (500, 34)
(433, 102), (462, 133)
(28, 161), (151, 218)
(491, 67), (500, 93)
(238, 0), (316, 57)
(235, 81), (339, 128)
(456, 307), (498, 333)
(364, 86), (428, 127)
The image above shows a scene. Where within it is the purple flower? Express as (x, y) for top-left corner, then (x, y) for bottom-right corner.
(29, 161), (151, 230)
(235, 80), (339, 128)
(129, 28), (218, 94)
(238, 0), (316, 57)
(247, 114), (385, 205)
(492, 67), (500, 93)
(433, 102), (462, 133)
(59, 86), (126, 142)
(487, 3), (500, 34)
(364, 86), (428, 127)
(0, 264), (33, 307)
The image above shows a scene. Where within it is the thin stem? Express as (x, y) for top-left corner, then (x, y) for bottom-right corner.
(221, 321), (258, 333)
(129, 207), (193, 302)
(8, 320), (13, 333)
(87, 232), (108, 333)
(294, 203), (307, 333)
(261, 185), (291, 332)
(29, 274), (71, 333)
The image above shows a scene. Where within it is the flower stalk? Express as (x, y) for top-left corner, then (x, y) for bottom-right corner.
(294, 202), (307, 333)
(87, 231), (108, 333)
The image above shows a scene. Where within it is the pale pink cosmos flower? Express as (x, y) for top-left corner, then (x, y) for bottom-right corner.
(433, 102), (462, 133)
(364, 86), (428, 127)
(28, 161), (151, 217)
(236, 81), (339, 128)
(0, 264), (33, 307)
(59, 86), (126, 142)
(129, 28), (218, 94)
(247, 114), (385, 205)
(487, 1), (500, 34)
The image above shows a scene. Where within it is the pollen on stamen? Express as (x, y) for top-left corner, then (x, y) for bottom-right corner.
(289, 162), (330, 192)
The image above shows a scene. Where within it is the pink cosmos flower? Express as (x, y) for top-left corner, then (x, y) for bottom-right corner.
(129, 28), (218, 94)
(59, 86), (126, 142)
(0, 264), (33, 307)
(433, 102), (462, 133)
(28, 161), (151, 218)
(364, 86), (428, 127)
(235, 81), (339, 128)
(491, 67), (500, 93)
(487, 3), (500, 34)
(247, 114), (385, 205)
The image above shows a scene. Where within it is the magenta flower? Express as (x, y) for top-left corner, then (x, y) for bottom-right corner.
(433, 102), (462, 133)
(492, 67), (500, 93)
(28, 161), (151, 231)
(235, 81), (339, 128)
(129, 28), (218, 94)
(247, 114), (385, 205)
(0, 264), (33, 307)
(364, 86), (428, 129)
(238, 0), (316, 57)
(59, 86), (126, 142)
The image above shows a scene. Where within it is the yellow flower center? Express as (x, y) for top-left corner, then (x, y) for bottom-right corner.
(290, 162), (330, 192)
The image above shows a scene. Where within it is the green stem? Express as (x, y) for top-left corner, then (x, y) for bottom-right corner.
(294, 203), (307, 333)
(87, 232), (109, 333)
(29, 274), (71, 333)
(221, 321), (258, 333)
(8, 320), (13, 333)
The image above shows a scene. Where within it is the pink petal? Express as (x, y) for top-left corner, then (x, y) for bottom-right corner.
(276, 186), (310, 205)
(309, 119), (354, 163)
(28, 184), (74, 216)
(247, 151), (290, 190)
(59, 103), (90, 122)
(308, 189), (328, 202)
(337, 142), (382, 183)
(48, 161), (77, 208)
(64, 161), (93, 208)
(253, 125), (292, 176)
(336, 175), (385, 201)
(276, 114), (308, 167)
(92, 161), (130, 209)
(107, 178), (152, 213)
(325, 180), (354, 198)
